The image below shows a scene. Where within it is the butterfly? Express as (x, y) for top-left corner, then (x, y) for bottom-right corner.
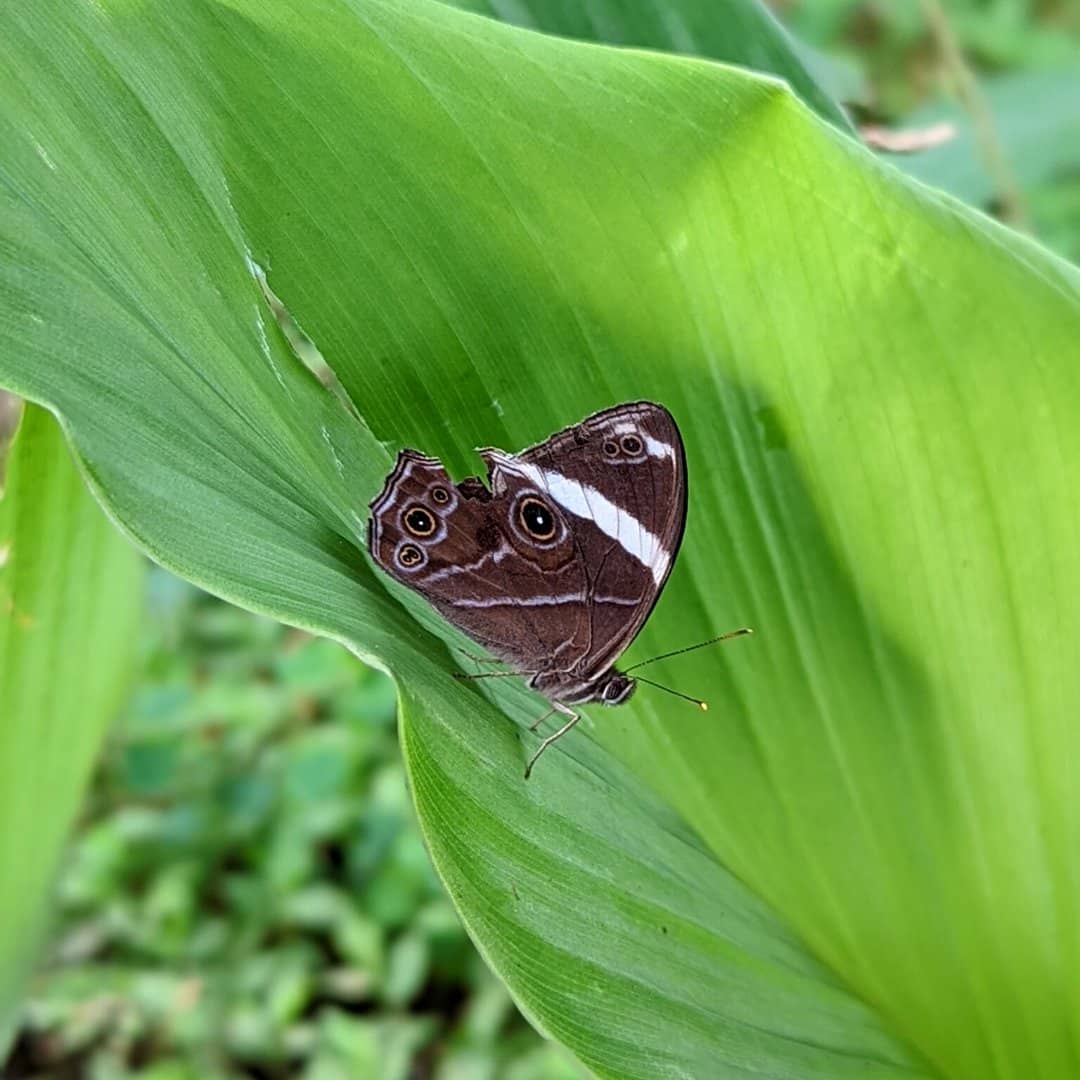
(368, 401), (749, 776)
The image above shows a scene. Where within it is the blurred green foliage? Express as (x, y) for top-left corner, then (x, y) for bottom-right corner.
(783, 0), (1079, 114)
(10, 570), (581, 1080)
(783, 0), (1080, 260)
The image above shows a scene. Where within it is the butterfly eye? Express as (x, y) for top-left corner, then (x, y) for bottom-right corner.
(602, 440), (619, 456)
(519, 497), (557, 541)
(431, 486), (450, 505)
(404, 506), (436, 537)
(398, 543), (423, 568)
(620, 434), (642, 455)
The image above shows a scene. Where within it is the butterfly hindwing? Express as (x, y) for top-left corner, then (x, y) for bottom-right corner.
(367, 451), (592, 675)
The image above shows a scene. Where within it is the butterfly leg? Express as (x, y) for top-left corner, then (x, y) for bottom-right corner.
(453, 646), (506, 669)
(523, 703), (580, 780)
(528, 706), (558, 732)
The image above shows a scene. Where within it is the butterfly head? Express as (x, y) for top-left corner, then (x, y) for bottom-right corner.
(596, 670), (637, 707)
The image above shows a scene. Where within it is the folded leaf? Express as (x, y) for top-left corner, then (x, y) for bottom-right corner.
(1, 2), (1078, 1076)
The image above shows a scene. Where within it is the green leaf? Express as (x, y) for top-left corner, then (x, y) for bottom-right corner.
(0, 404), (143, 1044)
(2, 1), (1079, 1077)
(442, 0), (852, 131)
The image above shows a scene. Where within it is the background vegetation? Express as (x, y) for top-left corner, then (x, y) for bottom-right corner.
(10, 570), (578, 1079)
(2, 0), (1078, 1078)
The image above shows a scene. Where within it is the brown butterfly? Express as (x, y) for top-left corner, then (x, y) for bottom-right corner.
(368, 402), (749, 776)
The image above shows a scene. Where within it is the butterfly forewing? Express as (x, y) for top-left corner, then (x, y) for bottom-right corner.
(502, 401), (687, 683)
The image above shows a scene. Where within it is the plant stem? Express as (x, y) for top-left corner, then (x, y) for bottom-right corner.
(921, 0), (1028, 229)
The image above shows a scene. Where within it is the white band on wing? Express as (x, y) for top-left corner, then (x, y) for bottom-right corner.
(449, 592), (641, 608)
(489, 454), (671, 586)
(451, 592), (585, 607)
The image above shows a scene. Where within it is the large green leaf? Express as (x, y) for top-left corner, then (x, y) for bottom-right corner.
(444, 0), (852, 131)
(1, 1), (1079, 1077)
(0, 404), (143, 1047)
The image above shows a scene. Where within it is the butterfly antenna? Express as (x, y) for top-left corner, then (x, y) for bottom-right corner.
(634, 676), (708, 711)
(625, 627), (753, 673)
